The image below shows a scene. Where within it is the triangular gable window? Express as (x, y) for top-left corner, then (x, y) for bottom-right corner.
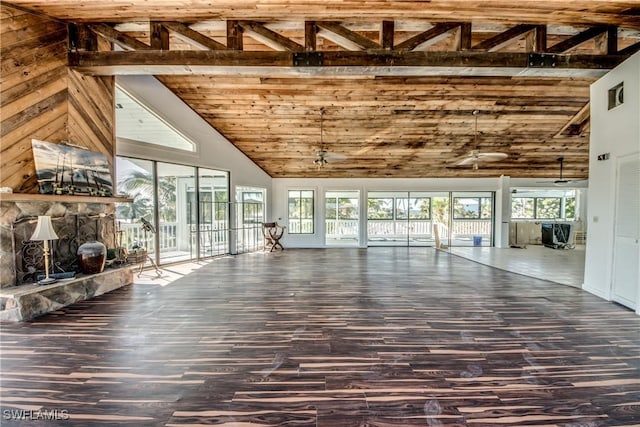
(115, 86), (195, 152)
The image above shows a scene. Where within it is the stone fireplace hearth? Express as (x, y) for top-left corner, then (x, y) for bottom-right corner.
(0, 194), (134, 321)
(1, 195), (120, 287)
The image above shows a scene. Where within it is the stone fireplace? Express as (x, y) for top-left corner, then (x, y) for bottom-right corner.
(0, 194), (133, 321)
(1, 197), (117, 287)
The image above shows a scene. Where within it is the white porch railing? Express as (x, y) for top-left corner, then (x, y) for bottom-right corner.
(120, 222), (177, 252)
(367, 220), (434, 239)
(451, 219), (492, 237)
(288, 219), (314, 234)
(326, 219), (359, 238)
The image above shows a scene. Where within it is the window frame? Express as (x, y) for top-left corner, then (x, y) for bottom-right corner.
(453, 197), (492, 220)
(288, 189), (315, 234)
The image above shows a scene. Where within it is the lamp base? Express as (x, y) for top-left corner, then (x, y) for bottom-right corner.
(37, 277), (57, 286)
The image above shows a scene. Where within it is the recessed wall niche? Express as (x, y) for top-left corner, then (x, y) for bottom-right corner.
(608, 82), (624, 110)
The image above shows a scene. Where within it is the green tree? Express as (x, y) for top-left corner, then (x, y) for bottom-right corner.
(117, 170), (177, 222)
(536, 198), (561, 219)
(564, 197), (576, 219)
(432, 198), (449, 225)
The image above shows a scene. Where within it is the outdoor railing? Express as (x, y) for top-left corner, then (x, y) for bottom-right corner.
(288, 219), (314, 234)
(120, 221), (177, 252)
(450, 219), (492, 237)
(326, 219), (359, 238)
(367, 220), (433, 238)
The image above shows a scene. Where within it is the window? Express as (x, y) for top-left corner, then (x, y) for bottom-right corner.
(512, 196), (562, 219)
(367, 198), (394, 220)
(288, 190), (314, 234)
(115, 86), (195, 152)
(536, 197), (561, 219)
(564, 196), (576, 220)
(409, 197), (431, 220)
(326, 196), (358, 220)
(512, 197), (535, 219)
(453, 197), (492, 219)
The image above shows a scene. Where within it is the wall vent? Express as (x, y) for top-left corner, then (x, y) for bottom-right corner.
(608, 82), (624, 110)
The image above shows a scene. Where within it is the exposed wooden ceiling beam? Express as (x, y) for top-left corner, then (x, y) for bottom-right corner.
(554, 102), (590, 137)
(395, 22), (461, 51)
(162, 21), (227, 50)
(150, 22), (169, 50)
(547, 26), (609, 54)
(619, 40), (640, 56)
(69, 50), (625, 77)
(88, 23), (150, 50)
(380, 20), (394, 50)
(240, 21), (304, 52)
(316, 21), (380, 50)
(473, 24), (537, 52)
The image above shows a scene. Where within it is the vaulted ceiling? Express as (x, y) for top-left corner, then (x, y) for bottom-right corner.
(6, 1), (640, 178)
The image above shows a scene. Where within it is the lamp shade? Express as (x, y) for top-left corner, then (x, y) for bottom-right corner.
(30, 216), (59, 241)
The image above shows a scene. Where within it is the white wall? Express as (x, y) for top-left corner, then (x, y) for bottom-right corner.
(272, 177), (501, 248)
(115, 76), (272, 195)
(583, 52), (640, 310)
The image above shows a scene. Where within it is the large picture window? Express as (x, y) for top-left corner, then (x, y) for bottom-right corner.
(512, 196), (562, 219)
(453, 197), (492, 219)
(288, 190), (314, 234)
(367, 198), (394, 219)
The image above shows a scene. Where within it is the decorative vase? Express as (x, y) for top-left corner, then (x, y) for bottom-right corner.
(77, 241), (107, 274)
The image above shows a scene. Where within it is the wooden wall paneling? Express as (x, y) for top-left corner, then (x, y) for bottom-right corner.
(1, 4), (116, 192)
(0, 4), (69, 193)
(67, 70), (115, 159)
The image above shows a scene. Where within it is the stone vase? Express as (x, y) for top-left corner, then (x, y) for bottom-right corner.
(77, 241), (107, 274)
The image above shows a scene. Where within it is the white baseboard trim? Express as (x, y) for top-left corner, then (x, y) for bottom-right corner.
(582, 284), (610, 301)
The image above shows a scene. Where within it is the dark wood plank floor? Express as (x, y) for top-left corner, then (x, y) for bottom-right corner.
(1, 248), (639, 426)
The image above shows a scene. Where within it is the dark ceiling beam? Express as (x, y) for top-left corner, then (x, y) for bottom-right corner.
(316, 21), (380, 50)
(88, 23), (151, 51)
(305, 21), (317, 51)
(69, 50), (626, 76)
(239, 21), (304, 52)
(162, 22), (227, 50)
(618, 40), (640, 56)
(150, 22), (169, 50)
(534, 25), (547, 52)
(227, 20), (243, 50)
(473, 24), (537, 51)
(457, 23), (472, 50)
(68, 23), (98, 51)
(395, 22), (461, 51)
(607, 26), (618, 54)
(380, 20), (394, 50)
(547, 26), (609, 53)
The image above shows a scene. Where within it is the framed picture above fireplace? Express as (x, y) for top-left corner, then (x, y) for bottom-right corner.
(31, 139), (114, 197)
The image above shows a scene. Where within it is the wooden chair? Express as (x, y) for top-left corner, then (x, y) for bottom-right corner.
(262, 222), (285, 252)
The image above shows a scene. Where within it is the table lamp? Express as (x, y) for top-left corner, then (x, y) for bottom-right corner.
(30, 215), (59, 285)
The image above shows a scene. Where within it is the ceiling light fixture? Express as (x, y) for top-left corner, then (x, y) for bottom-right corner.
(314, 108), (328, 168)
(453, 109), (508, 169)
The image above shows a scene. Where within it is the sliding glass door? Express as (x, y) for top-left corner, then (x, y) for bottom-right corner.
(450, 192), (493, 246)
(367, 191), (435, 246)
(157, 163), (196, 264)
(325, 191), (359, 246)
(365, 191), (493, 247)
(116, 156), (231, 266)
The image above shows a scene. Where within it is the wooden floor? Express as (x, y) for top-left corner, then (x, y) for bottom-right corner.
(1, 248), (639, 426)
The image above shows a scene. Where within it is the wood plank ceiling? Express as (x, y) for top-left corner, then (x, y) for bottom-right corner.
(6, 1), (640, 178)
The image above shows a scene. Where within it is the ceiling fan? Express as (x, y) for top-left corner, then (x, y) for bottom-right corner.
(538, 156), (586, 186)
(453, 110), (508, 170)
(313, 108), (346, 168)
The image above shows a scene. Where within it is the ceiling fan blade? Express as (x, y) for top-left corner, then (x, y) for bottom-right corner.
(475, 152), (508, 162)
(455, 157), (478, 166)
